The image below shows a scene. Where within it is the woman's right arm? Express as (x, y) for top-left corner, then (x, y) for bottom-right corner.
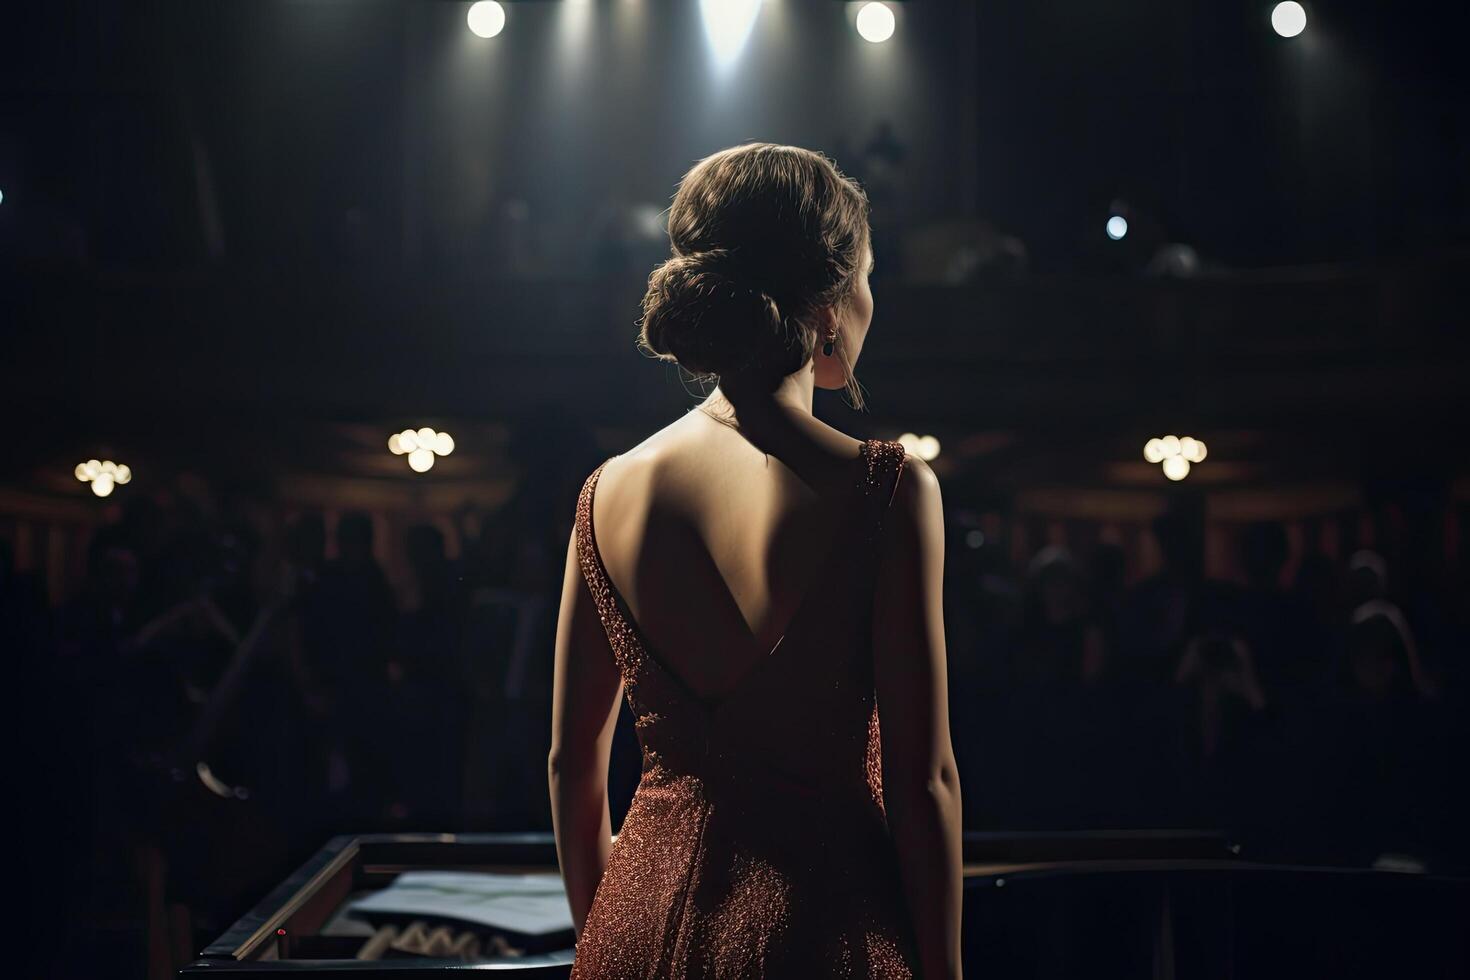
(872, 454), (964, 980)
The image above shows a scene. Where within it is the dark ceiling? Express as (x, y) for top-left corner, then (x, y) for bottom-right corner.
(2, 0), (1467, 491)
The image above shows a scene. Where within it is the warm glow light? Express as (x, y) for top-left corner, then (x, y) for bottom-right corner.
(466, 1), (506, 39)
(1107, 215), (1128, 241)
(855, 2), (896, 43)
(1146, 434), (1208, 479)
(391, 426), (455, 472)
(1162, 456), (1191, 481)
(1271, 2), (1307, 38)
(77, 458), (129, 495)
(896, 431), (940, 461)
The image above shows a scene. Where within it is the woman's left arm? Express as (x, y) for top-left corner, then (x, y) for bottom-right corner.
(548, 525), (625, 937)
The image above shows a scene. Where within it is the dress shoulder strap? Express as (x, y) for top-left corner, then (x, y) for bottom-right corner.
(858, 438), (908, 545)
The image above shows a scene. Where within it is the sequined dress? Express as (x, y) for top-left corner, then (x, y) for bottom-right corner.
(569, 438), (919, 979)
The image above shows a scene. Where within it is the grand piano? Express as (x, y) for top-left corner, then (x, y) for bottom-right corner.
(182, 830), (1469, 978)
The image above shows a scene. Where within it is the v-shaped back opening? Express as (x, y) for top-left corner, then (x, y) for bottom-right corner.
(578, 439), (895, 711)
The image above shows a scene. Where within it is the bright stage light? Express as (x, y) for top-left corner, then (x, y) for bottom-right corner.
(0, 188), (5, 206)
(1106, 215), (1128, 241)
(1271, 2), (1306, 38)
(855, 3), (896, 44)
(391, 426), (455, 473)
(78, 459), (129, 496)
(701, 0), (763, 66)
(1144, 434), (1207, 480)
(467, 1), (506, 39)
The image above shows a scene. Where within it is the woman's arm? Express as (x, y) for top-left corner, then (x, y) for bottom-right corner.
(548, 526), (625, 937)
(872, 455), (964, 980)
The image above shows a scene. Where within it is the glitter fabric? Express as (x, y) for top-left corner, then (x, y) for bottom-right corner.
(569, 438), (918, 979)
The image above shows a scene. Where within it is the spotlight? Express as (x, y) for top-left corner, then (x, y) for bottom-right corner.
(1106, 215), (1128, 241)
(1162, 456), (1191, 481)
(1271, 2), (1306, 38)
(77, 459), (130, 496)
(408, 448), (436, 473)
(855, 3), (896, 44)
(467, 1), (506, 39)
(701, 0), (763, 66)
(0, 188), (5, 206)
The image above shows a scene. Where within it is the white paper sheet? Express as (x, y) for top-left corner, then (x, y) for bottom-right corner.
(348, 871), (574, 936)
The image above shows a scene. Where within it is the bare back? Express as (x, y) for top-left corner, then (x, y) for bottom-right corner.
(587, 409), (882, 705)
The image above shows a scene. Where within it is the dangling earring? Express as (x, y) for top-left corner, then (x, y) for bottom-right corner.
(822, 336), (836, 357)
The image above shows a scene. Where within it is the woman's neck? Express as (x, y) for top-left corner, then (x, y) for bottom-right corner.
(704, 368), (816, 420)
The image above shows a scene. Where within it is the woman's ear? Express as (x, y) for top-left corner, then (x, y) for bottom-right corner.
(813, 303), (838, 337)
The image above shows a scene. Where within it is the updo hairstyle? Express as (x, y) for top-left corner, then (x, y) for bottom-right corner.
(637, 143), (871, 406)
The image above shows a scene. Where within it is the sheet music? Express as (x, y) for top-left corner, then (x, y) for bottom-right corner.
(349, 871), (574, 936)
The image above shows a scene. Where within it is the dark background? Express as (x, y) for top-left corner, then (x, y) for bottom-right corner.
(2, 1), (1467, 977)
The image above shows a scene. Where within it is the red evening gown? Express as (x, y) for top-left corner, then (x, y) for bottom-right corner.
(569, 438), (920, 979)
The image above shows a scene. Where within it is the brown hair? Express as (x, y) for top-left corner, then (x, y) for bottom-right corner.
(637, 142), (871, 409)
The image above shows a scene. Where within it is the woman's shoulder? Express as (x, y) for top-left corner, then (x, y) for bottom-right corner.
(882, 449), (939, 516)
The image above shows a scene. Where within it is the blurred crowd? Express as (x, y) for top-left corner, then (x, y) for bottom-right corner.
(944, 496), (1469, 874)
(2, 463), (1467, 970)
